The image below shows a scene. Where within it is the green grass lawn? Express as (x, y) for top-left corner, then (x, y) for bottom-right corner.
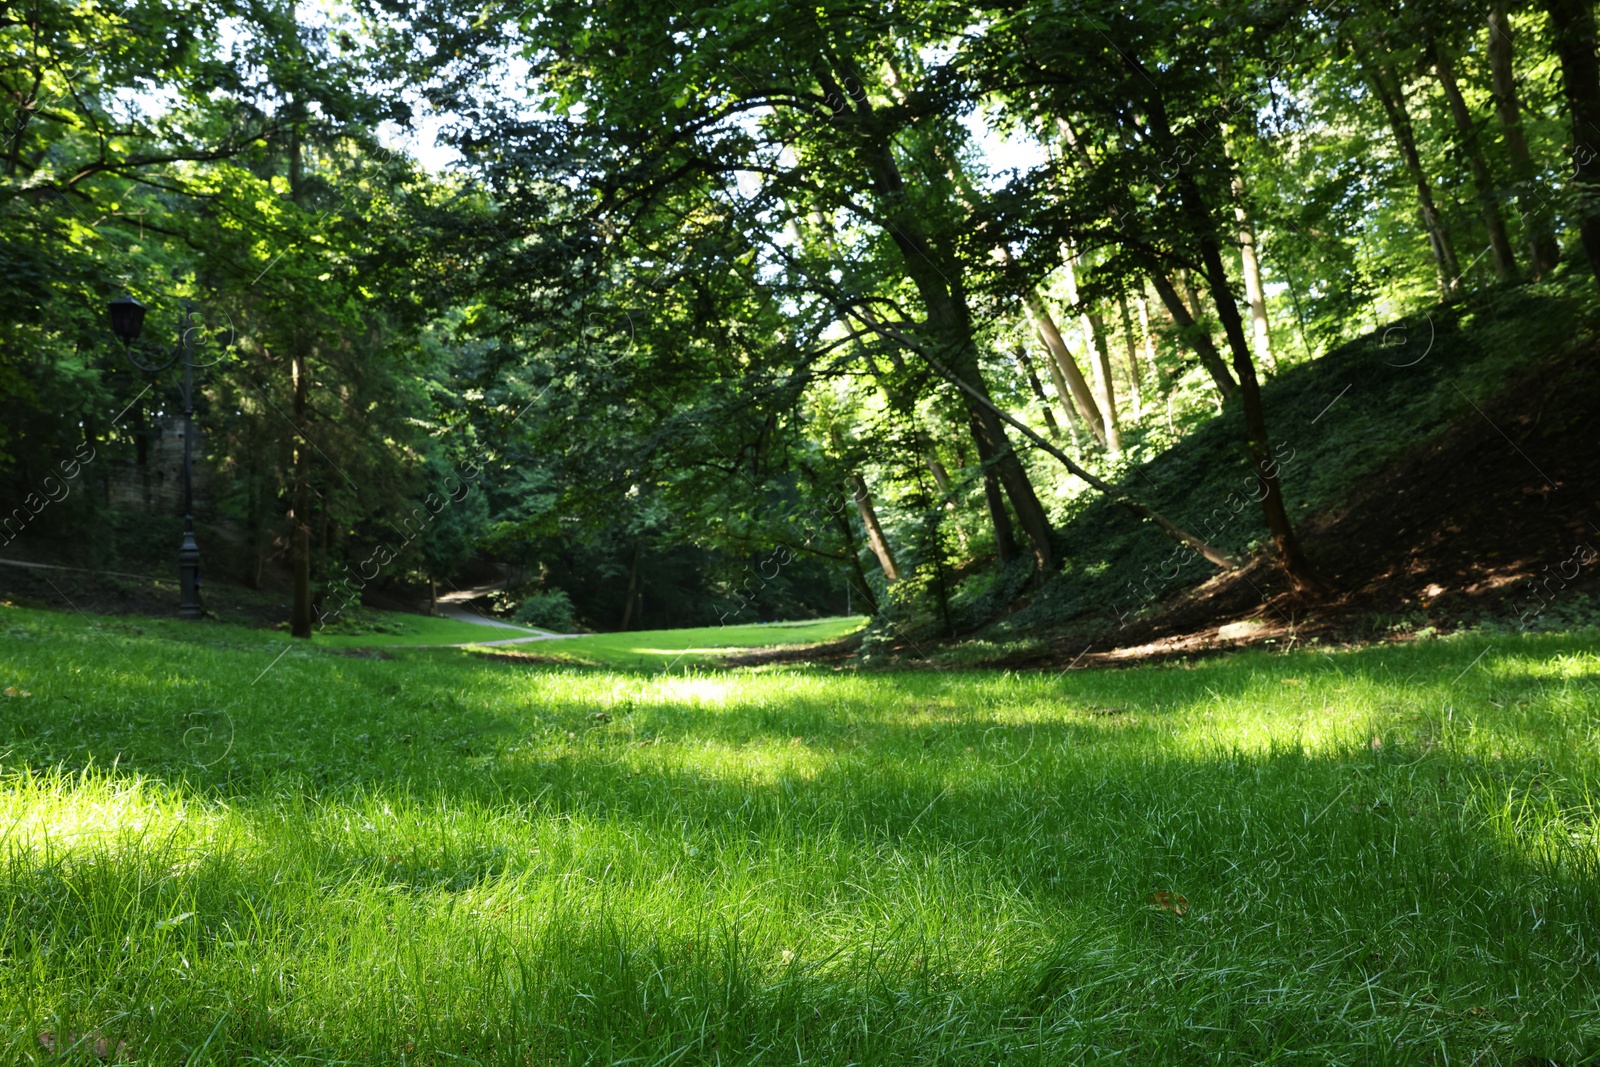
(4, 602), (1600, 1063)
(522, 617), (868, 669)
(313, 611), (549, 648)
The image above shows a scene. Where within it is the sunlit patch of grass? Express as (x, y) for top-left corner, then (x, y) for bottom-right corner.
(525, 616), (868, 668)
(3, 604), (1600, 1061)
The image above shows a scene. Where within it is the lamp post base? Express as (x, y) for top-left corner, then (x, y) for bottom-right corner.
(179, 519), (202, 621)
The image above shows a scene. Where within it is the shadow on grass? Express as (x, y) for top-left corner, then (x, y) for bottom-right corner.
(6, 627), (1600, 1061)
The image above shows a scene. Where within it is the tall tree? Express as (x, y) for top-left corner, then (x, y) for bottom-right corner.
(1358, 46), (1465, 298)
(1545, 0), (1600, 287)
(1488, 0), (1560, 276)
(1431, 37), (1518, 282)
(1061, 250), (1122, 453)
(1026, 293), (1107, 445)
(1149, 271), (1238, 399)
(1226, 140), (1277, 370)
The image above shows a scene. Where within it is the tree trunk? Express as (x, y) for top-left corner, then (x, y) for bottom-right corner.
(1489, 0), (1560, 276)
(1180, 268), (1207, 323)
(1434, 39), (1519, 282)
(1184, 217), (1323, 591)
(619, 542), (641, 629)
(1228, 158), (1277, 369)
(1126, 63), (1324, 592)
(1360, 50), (1464, 298)
(1061, 251), (1121, 453)
(1201, 234), (1321, 590)
(290, 346), (313, 638)
(1135, 289), (1163, 386)
(849, 473), (900, 580)
(847, 286), (1054, 569)
(877, 317), (1241, 571)
(1012, 346), (1065, 442)
(833, 508), (879, 615)
(926, 451), (968, 549)
(969, 413), (1019, 563)
(1030, 328), (1087, 457)
(1087, 311), (1120, 445)
(1117, 292), (1144, 419)
(1150, 270), (1238, 398)
(1025, 292), (1105, 446)
(1545, 0), (1600, 288)
(982, 465), (1018, 563)
(862, 188), (1055, 566)
(1042, 344), (1088, 458)
(965, 398), (1053, 573)
(836, 68), (1055, 572)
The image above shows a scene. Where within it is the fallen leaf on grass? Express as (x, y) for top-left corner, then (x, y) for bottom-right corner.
(4, 686), (31, 697)
(1280, 678), (1302, 686)
(38, 1031), (127, 1061)
(1150, 891), (1188, 916)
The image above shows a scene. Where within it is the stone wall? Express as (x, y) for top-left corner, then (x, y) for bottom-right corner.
(107, 417), (212, 515)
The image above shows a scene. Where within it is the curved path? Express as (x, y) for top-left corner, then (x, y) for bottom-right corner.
(432, 604), (581, 647)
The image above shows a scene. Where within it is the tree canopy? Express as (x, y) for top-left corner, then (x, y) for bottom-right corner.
(4, 0), (1598, 637)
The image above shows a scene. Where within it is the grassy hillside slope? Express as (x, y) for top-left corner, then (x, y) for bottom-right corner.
(974, 275), (1597, 643)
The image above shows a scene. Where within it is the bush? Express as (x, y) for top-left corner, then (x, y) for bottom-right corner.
(513, 589), (577, 632)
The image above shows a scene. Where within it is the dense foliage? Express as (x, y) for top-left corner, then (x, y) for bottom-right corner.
(4, 0), (1598, 633)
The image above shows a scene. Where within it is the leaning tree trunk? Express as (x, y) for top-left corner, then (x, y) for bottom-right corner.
(1013, 346), (1067, 443)
(1129, 63), (1324, 592)
(1025, 292), (1106, 446)
(925, 449), (970, 550)
(850, 473), (900, 581)
(1190, 221), (1324, 592)
(1489, 0), (1560, 277)
(1361, 50), (1464, 298)
(1061, 250), (1121, 453)
(850, 112), (1056, 573)
(1180, 269), (1207, 323)
(927, 452), (955, 499)
(290, 344), (313, 638)
(1029, 341), (1089, 459)
(961, 386), (1053, 573)
(1180, 224), (1323, 590)
(847, 288), (1054, 570)
(1434, 39), (1519, 282)
(832, 508), (880, 615)
(874, 317), (1241, 571)
(1030, 329), (1089, 458)
(1150, 270), (1238, 399)
(1545, 0), (1600, 288)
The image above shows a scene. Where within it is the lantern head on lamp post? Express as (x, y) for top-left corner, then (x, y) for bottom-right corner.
(107, 293), (204, 621)
(108, 295), (146, 348)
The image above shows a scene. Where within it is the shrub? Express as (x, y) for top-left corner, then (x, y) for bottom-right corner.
(513, 589), (577, 632)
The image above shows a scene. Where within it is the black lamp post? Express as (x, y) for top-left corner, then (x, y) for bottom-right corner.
(109, 294), (204, 621)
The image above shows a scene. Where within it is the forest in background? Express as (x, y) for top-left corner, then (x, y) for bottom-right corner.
(3, 0), (1599, 641)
